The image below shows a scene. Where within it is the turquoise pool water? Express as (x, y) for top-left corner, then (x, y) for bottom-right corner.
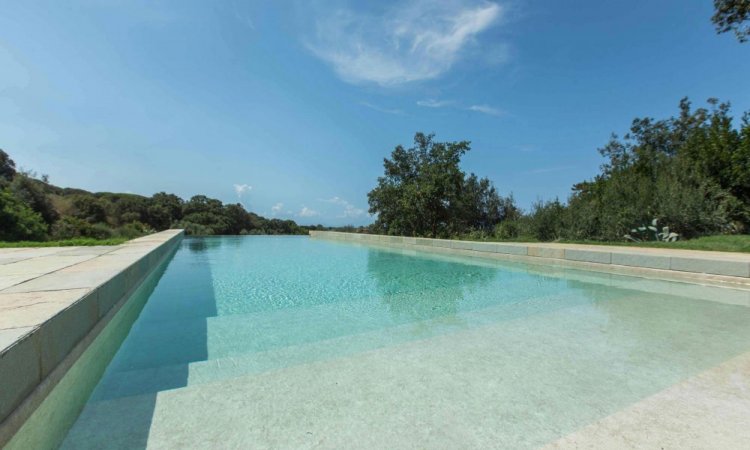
(13, 236), (750, 448)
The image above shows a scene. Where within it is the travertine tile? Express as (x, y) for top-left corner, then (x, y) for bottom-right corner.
(565, 249), (612, 264)
(0, 289), (92, 329)
(0, 255), (97, 277)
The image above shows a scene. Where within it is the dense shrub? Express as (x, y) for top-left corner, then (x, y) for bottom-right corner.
(526, 199), (567, 241)
(9, 175), (58, 224)
(493, 219), (520, 240)
(562, 98), (749, 241)
(116, 221), (151, 239)
(71, 195), (108, 224)
(51, 216), (97, 240)
(0, 189), (48, 241)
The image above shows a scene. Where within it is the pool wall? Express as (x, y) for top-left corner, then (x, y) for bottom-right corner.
(309, 231), (750, 287)
(0, 230), (183, 447)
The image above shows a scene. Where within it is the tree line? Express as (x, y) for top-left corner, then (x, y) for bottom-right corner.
(0, 151), (306, 241)
(367, 99), (750, 242)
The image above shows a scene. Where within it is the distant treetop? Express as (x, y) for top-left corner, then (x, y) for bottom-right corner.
(713, 0), (750, 42)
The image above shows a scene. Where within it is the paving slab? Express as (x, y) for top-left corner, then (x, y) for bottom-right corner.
(0, 275), (40, 291)
(0, 289), (92, 330)
(0, 327), (33, 350)
(53, 247), (123, 257)
(0, 255), (98, 277)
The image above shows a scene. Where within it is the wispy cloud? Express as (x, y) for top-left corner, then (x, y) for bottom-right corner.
(306, 1), (503, 86)
(298, 206), (319, 217)
(233, 183), (252, 200)
(417, 98), (505, 117)
(467, 104), (505, 116)
(417, 99), (453, 108)
(320, 196), (367, 218)
(360, 102), (404, 115)
(271, 202), (284, 215)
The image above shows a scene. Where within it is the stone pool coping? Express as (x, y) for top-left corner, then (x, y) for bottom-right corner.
(309, 231), (750, 288)
(0, 229), (184, 446)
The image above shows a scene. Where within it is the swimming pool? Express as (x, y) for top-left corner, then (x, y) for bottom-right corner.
(10, 236), (750, 448)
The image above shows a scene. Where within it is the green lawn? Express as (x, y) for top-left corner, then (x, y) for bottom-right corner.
(0, 237), (128, 248)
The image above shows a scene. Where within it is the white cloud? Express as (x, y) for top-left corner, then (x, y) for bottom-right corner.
(340, 205), (366, 218)
(298, 206), (319, 217)
(306, 0), (503, 86)
(417, 99), (506, 117)
(467, 104), (504, 116)
(417, 99), (452, 108)
(360, 101), (404, 115)
(233, 183), (252, 199)
(321, 196), (367, 219)
(271, 202), (284, 215)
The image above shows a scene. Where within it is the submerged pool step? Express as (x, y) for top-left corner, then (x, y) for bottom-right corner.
(90, 290), (590, 401)
(106, 276), (576, 374)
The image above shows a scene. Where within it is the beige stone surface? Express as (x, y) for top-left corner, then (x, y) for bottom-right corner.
(0, 275), (39, 291)
(0, 230), (184, 442)
(0, 255), (99, 277)
(542, 351), (750, 449)
(0, 332), (40, 423)
(2, 269), (119, 293)
(0, 289), (91, 329)
(527, 246), (565, 259)
(0, 230), (182, 351)
(0, 327), (33, 350)
(610, 252), (671, 270)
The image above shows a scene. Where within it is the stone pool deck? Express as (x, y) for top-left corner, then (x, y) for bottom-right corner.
(0, 230), (183, 446)
(310, 231), (750, 287)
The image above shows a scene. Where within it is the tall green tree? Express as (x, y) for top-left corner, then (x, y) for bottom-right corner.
(713, 0), (750, 42)
(0, 149), (16, 183)
(148, 192), (183, 229)
(368, 132), (510, 237)
(9, 175), (59, 224)
(71, 195), (108, 224)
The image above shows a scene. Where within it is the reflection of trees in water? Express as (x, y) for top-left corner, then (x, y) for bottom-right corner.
(185, 236), (225, 253)
(366, 249), (498, 321)
(185, 235), (264, 253)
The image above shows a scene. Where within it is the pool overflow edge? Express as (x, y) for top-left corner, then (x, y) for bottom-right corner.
(0, 230), (184, 448)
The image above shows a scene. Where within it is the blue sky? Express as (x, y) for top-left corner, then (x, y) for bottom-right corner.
(1, 0), (748, 226)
